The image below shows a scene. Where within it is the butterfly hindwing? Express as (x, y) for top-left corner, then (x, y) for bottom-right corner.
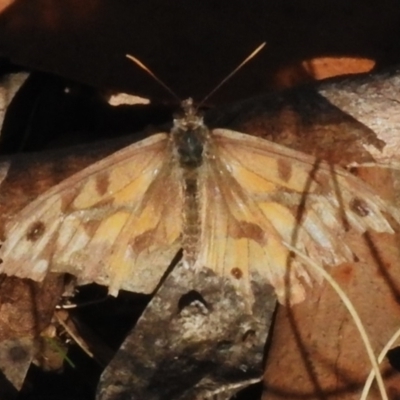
(196, 150), (296, 307)
(0, 133), (183, 295)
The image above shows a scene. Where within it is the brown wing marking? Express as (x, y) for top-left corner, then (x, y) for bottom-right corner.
(0, 133), (183, 295)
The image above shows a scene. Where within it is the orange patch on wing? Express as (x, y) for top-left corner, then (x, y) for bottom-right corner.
(349, 197), (370, 217)
(26, 221), (46, 242)
(231, 267), (243, 279)
(277, 158), (292, 182)
(95, 172), (110, 196)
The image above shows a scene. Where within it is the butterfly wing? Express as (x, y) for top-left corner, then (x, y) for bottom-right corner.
(196, 129), (399, 306)
(0, 134), (183, 295)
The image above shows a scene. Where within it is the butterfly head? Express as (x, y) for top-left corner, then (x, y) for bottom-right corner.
(172, 98), (209, 168)
(173, 98), (204, 131)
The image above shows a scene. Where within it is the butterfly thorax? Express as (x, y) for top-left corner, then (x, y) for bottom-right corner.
(171, 98), (209, 169)
(171, 98), (209, 266)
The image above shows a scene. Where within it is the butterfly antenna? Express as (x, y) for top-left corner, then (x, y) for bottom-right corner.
(197, 42), (266, 108)
(126, 54), (181, 102)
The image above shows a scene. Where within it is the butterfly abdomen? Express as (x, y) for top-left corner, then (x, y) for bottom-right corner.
(181, 170), (202, 265)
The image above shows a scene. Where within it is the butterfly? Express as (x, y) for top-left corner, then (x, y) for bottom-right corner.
(0, 94), (398, 311)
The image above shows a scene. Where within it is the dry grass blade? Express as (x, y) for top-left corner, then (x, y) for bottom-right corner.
(360, 326), (400, 400)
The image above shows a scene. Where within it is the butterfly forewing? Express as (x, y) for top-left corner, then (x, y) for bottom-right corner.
(201, 129), (400, 304)
(0, 133), (183, 294)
